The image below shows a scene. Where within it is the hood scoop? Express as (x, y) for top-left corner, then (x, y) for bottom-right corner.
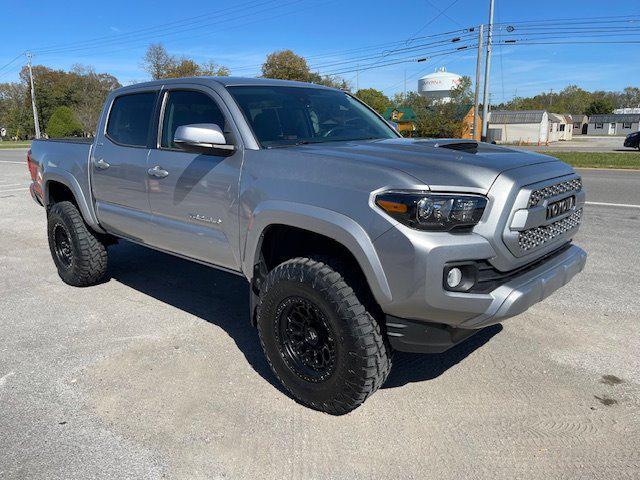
(430, 140), (479, 154)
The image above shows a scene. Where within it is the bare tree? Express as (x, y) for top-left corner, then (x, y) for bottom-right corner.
(142, 44), (174, 80)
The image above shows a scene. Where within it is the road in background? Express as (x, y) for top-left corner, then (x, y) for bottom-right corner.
(514, 135), (637, 153)
(1, 149), (639, 479)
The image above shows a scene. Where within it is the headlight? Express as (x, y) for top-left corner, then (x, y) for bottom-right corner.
(375, 191), (487, 231)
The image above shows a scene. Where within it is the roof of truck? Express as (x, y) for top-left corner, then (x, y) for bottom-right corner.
(114, 76), (337, 93)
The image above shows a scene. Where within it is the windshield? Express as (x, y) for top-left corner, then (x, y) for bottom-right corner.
(227, 86), (399, 147)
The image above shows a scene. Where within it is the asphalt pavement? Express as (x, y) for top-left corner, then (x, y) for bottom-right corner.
(1, 149), (638, 479)
(513, 135), (636, 153)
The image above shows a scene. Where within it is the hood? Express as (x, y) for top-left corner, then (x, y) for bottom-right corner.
(296, 138), (561, 192)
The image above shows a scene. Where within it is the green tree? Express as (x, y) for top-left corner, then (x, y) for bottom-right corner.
(46, 106), (83, 138)
(449, 76), (473, 104)
(585, 98), (614, 116)
(0, 82), (32, 139)
(14, 64), (120, 136)
(393, 76), (474, 138)
(141, 44), (230, 79)
(355, 88), (391, 114)
(19, 65), (77, 133)
(261, 49), (310, 81)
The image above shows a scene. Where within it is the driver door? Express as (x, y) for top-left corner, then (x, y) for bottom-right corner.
(145, 86), (243, 271)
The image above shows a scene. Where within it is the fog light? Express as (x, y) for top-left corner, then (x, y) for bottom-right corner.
(446, 267), (463, 288)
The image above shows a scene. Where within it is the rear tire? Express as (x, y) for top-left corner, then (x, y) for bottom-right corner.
(257, 257), (391, 415)
(47, 201), (108, 287)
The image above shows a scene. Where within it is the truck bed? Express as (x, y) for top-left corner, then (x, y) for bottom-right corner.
(29, 138), (95, 213)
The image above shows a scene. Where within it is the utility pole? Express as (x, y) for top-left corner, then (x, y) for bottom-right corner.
(480, 0), (495, 142)
(473, 24), (484, 141)
(403, 69), (407, 99)
(27, 52), (41, 139)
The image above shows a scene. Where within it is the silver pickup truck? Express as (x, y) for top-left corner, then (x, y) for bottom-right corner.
(27, 77), (587, 414)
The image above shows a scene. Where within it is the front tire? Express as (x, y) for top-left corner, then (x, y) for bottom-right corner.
(47, 201), (108, 287)
(257, 258), (391, 415)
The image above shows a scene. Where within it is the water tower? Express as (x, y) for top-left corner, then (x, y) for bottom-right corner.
(418, 67), (462, 103)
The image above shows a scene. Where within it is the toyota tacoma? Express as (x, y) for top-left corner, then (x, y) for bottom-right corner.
(27, 77), (587, 414)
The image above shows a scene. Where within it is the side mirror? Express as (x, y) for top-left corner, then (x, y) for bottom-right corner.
(173, 123), (235, 155)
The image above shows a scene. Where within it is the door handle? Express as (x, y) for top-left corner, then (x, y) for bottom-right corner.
(94, 158), (110, 170)
(148, 165), (169, 178)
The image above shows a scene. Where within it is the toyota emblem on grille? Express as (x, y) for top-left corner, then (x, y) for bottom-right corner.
(546, 196), (575, 219)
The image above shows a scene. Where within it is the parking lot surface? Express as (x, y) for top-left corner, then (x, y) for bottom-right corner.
(1, 149), (639, 479)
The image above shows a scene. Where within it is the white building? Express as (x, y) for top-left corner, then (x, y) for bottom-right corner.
(418, 67), (462, 103)
(587, 114), (640, 136)
(614, 108), (640, 114)
(487, 110), (549, 144)
(548, 113), (573, 141)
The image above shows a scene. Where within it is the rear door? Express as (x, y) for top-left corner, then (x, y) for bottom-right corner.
(92, 90), (159, 241)
(145, 85), (244, 271)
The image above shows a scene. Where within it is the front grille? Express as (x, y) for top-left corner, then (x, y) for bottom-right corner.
(528, 178), (582, 207)
(518, 208), (582, 251)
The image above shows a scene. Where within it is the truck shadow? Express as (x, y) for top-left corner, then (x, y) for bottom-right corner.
(382, 324), (502, 389)
(107, 240), (501, 395)
(107, 240), (287, 395)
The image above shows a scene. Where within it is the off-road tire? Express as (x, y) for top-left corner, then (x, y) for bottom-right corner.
(257, 257), (391, 415)
(47, 201), (108, 287)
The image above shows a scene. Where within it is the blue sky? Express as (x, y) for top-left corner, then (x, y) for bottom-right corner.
(1, 0), (638, 102)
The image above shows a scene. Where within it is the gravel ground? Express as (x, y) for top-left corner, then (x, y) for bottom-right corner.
(1, 150), (638, 479)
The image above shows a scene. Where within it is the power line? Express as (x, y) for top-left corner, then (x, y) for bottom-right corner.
(308, 32), (477, 71)
(33, 0), (307, 56)
(380, 48), (465, 94)
(405, 0), (463, 44)
(497, 40), (640, 46)
(0, 52), (25, 75)
(319, 45), (476, 77)
(424, 0), (464, 28)
(230, 27), (469, 73)
(493, 14), (640, 27)
(31, 0), (279, 55)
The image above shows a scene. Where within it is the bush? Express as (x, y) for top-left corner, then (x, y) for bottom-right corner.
(46, 106), (83, 138)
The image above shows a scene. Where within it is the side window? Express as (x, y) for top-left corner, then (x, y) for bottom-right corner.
(161, 90), (226, 148)
(106, 92), (157, 147)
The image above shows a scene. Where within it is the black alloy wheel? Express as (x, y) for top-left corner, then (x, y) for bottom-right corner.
(275, 296), (337, 383)
(53, 224), (73, 269)
(256, 257), (391, 415)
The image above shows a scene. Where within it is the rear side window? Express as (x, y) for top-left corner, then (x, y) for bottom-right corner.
(161, 90), (226, 148)
(106, 92), (157, 147)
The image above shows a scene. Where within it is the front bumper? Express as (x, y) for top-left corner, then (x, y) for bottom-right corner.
(383, 244), (586, 353)
(462, 244), (586, 327)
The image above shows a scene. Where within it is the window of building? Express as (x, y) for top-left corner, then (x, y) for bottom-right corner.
(106, 92), (157, 147)
(160, 90), (227, 149)
(573, 122), (580, 129)
(559, 124), (565, 132)
(595, 123), (603, 129)
(623, 122), (632, 129)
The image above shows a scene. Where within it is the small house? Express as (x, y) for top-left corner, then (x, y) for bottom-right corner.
(587, 114), (640, 136)
(571, 114), (589, 135)
(382, 108), (417, 135)
(487, 110), (549, 144)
